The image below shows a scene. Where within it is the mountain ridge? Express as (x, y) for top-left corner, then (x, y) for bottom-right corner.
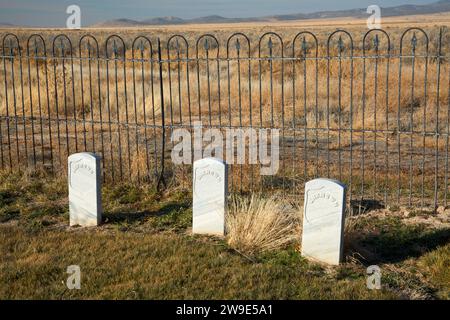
(93, 0), (450, 27)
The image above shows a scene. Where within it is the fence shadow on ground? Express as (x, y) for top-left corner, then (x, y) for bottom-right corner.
(346, 226), (450, 265)
(350, 199), (385, 215)
(103, 201), (190, 224)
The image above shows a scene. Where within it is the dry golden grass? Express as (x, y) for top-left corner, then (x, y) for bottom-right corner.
(226, 194), (301, 254)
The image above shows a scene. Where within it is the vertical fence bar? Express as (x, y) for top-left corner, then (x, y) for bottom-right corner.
(302, 38), (308, 184)
(121, 40), (131, 181)
(86, 40), (96, 153)
(87, 36), (105, 181)
(445, 42), (450, 207)
(43, 37), (53, 173)
(421, 33), (429, 210)
(132, 38), (143, 181)
(397, 35), (404, 204)
(150, 41), (158, 180)
(105, 37), (115, 182)
(113, 40), (123, 179)
(409, 34), (416, 208)
(433, 28), (443, 210)
(26, 39), (37, 169)
(68, 39), (78, 155)
(361, 36), (367, 206)
(53, 37), (70, 166)
(1, 36), (13, 170)
(27, 36), (45, 168)
(348, 36), (354, 209)
(0, 48), (3, 169)
(157, 38), (166, 190)
(291, 37), (297, 183)
(133, 37), (152, 181)
(337, 36), (343, 182)
(326, 36), (331, 178)
(226, 36), (234, 191)
(7, 37), (21, 170)
(373, 36), (379, 200)
(18, 38), (29, 169)
(79, 39), (87, 152)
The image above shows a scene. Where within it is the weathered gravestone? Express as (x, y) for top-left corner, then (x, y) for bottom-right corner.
(301, 178), (346, 265)
(68, 152), (102, 227)
(192, 157), (228, 236)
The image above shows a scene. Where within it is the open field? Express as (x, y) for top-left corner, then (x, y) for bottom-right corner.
(0, 170), (449, 299)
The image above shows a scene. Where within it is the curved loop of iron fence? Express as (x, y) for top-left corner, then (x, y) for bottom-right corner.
(105, 34), (126, 58)
(167, 34), (188, 56)
(362, 28), (391, 54)
(195, 34), (219, 59)
(52, 34), (73, 57)
(326, 29), (354, 56)
(132, 36), (153, 52)
(26, 34), (47, 56)
(226, 32), (251, 58)
(2, 33), (22, 172)
(79, 34), (100, 58)
(292, 31), (318, 57)
(258, 32), (284, 58)
(2, 33), (21, 54)
(399, 27), (429, 54)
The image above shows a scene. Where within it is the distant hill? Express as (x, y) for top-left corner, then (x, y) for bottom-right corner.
(93, 0), (450, 27)
(0, 22), (15, 28)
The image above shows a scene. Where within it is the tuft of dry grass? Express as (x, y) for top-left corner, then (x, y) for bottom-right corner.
(226, 194), (301, 255)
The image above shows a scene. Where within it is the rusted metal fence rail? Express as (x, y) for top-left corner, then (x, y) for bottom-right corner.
(0, 28), (449, 210)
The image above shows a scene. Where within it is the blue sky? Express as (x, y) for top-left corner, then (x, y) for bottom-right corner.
(0, 0), (438, 27)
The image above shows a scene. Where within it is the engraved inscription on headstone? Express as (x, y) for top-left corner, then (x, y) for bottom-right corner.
(301, 178), (346, 265)
(68, 152), (102, 227)
(192, 157), (228, 236)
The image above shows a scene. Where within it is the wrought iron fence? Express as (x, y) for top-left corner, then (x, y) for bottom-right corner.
(0, 27), (449, 210)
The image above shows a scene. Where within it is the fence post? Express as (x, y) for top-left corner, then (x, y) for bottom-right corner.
(157, 38), (167, 191)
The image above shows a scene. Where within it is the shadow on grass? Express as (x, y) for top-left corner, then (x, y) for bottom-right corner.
(103, 202), (190, 224)
(351, 221), (450, 264)
(350, 199), (385, 215)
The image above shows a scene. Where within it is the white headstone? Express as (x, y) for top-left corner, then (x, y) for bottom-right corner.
(301, 178), (346, 265)
(68, 152), (102, 227)
(193, 157), (227, 236)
